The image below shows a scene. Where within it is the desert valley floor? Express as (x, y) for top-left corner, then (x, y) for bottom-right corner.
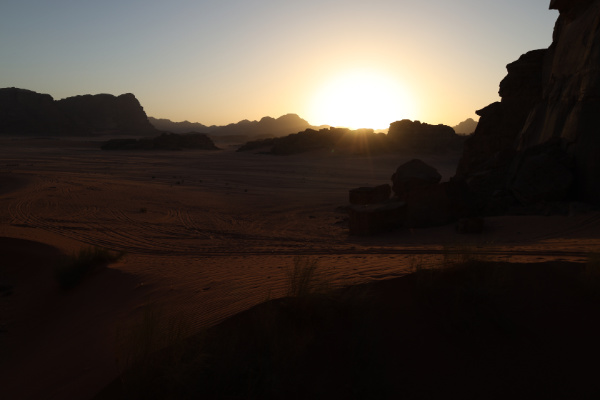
(1, 137), (599, 399)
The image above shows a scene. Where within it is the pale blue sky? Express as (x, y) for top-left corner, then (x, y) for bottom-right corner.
(0, 1), (558, 127)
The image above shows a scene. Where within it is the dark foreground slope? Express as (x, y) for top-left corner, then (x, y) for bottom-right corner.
(96, 258), (600, 400)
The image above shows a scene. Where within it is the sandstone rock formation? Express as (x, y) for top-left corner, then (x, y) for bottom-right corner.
(455, 0), (600, 212)
(0, 88), (157, 136)
(0, 88), (73, 134)
(57, 93), (155, 135)
(391, 159), (442, 198)
(348, 201), (406, 235)
(101, 132), (219, 151)
(349, 184), (391, 205)
(237, 127), (388, 155)
(388, 120), (462, 152)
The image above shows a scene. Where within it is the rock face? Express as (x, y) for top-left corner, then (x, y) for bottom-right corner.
(391, 159), (442, 198)
(349, 184), (391, 205)
(57, 93), (155, 134)
(388, 120), (462, 152)
(0, 88), (73, 134)
(455, 0), (600, 210)
(348, 201), (406, 235)
(0, 88), (156, 136)
(456, 49), (547, 195)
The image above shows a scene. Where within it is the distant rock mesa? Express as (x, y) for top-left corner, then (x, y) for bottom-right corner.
(0, 88), (156, 136)
(149, 114), (317, 139)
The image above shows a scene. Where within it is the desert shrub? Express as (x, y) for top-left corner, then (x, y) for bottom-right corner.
(285, 256), (331, 297)
(55, 246), (124, 289)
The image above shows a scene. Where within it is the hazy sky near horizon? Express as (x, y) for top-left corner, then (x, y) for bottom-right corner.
(1, 1), (557, 129)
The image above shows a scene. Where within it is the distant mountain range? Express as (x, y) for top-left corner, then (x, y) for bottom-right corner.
(149, 114), (328, 139)
(452, 118), (478, 135)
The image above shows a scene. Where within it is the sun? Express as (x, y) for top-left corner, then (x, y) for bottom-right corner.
(308, 69), (415, 130)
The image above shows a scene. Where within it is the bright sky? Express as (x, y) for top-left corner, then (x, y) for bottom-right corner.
(1, 1), (558, 129)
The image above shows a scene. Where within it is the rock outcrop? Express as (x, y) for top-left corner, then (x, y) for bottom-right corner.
(391, 159), (442, 198)
(101, 132), (219, 151)
(388, 120), (463, 152)
(0, 88), (157, 136)
(0, 88), (73, 134)
(455, 0), (600, 212)
(349, 184), (391, 205)
(57, 93), (155, 135)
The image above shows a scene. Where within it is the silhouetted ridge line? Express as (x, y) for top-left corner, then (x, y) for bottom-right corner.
(237, 121), (465, 155)
(149, 113), (326, 139)
(0, 88), (157, 136)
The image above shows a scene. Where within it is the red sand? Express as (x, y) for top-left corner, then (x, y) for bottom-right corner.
(0, 137), (598, 399)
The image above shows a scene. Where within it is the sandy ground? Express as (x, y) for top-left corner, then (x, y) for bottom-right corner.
(0, 137), (599, 399)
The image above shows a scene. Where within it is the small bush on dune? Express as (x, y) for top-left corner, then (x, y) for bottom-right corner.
(55, 246), (124, 289)
(286, 256), (331, 297)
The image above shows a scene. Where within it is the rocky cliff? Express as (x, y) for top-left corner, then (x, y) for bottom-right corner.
(456, 0), (600, 211)
(0, 88), (157, 136)
(388, 119), (463, 152)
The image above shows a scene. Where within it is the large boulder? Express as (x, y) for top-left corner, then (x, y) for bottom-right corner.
(391, 159), (442, 198)
(403, 180), (477, 228)
(348, 201), (406, 235)
(349, 184), (391, 205)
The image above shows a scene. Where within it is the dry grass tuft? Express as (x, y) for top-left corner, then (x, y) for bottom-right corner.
(55, 246), (124, 289)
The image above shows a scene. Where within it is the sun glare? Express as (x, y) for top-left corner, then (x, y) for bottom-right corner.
(309, 69), (415, 130)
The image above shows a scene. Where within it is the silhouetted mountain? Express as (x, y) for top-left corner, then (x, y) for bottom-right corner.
(149, 113), (326, 139)
(0, 88), (157, 136)
(238, 121), (465, 156)
(388, 119), (462, 151)
(148, 117), (209, 133)
(455, 0), (600, 213)
(452, 118), (478, 135)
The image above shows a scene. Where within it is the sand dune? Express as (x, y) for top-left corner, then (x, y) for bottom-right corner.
(0, 137), (598, 399)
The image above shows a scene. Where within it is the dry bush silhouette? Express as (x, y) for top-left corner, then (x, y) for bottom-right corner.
(54, 246), (124, 289)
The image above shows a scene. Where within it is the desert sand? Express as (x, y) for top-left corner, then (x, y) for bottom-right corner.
(0, 137), (599, 400)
